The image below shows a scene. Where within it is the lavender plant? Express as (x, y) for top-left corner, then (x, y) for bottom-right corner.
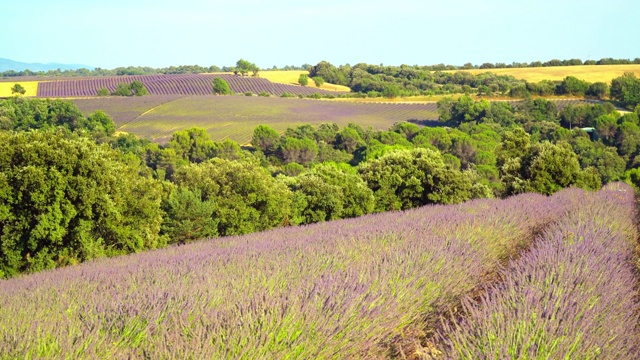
(441, 183), (640, 359)
(0, 189), (585, 358)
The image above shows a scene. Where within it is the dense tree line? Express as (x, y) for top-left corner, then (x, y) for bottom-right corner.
(3, 57), (639, 79)
(1, 95), (640, 277)
(308, 61), (640, 100)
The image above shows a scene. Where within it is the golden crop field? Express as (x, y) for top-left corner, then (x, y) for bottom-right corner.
(449, 64), (640, 83)
(259, 70), (351, 92)
(0, 81), (38, 97)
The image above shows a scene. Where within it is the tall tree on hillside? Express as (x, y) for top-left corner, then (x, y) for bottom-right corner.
(235, 59), (258, 76)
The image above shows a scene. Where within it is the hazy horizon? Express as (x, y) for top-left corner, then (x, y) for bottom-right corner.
(2, 0), (638, 69)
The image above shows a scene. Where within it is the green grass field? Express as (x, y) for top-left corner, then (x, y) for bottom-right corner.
(73, 95), (439, 144)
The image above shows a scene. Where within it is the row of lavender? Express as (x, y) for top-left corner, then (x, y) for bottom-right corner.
(440, 182), (640, 358)
(0, 190), (574, 358)
(36, 74), (344, 98)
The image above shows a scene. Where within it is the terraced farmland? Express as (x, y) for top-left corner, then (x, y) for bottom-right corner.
(37, 74), (346, 97)
(73, 96), (441, 144)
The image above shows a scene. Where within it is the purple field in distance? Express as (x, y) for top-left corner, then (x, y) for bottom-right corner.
(0, 189), (582, 358)
(37, 74), (346, 98)
(73, 96), (442, 144)
(72, 96), (594, 144)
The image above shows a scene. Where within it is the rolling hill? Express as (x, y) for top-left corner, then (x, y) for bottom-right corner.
(0, 58), (92, 72)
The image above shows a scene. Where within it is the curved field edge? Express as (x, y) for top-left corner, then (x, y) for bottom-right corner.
(71, 97), (592, 145)
(35, 74), (347, 98)
(438, 183), (640, 359)
(258, 70), (351, 92)
(0, 190), (575, 359)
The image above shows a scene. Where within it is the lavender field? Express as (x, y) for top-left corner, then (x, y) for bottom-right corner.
(72, 96), (441, 144)
(3, 185), (634, 359)
(441, 183), (640, 358)
(37, 74), (345, 98)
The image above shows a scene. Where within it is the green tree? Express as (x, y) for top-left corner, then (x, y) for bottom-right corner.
(10, 84), (26, 95)
(161, 187), (218, 244)
(86, 110), (116, 139)
(167, 127), (216, 163)
(251, 125), (281, 155)
(235, 59), (258, 76)
(358, 148), (471, 211)
(130, 80), (148, 96)
(610, 72), (640, 109)
(382, 83), (401, 98)
(308, 61), (349, 86)
(557, 76), (589, 96)
(279, 136), (318, 164)
(213, 77), (233, 95)
(336, 127), (365, 154)
(97, 87), (110, 96)
(312, 164), (375, 218)
(586, 82), (609, 99)
(312, 76), (325, 87)
(500, 141), (588, 196)
(285, 174), (344, 224)
(173, 159), (292, 236)
(0, 131), (164, 277)
(111, 83), (132, 96)
(298, 73), (309, 86)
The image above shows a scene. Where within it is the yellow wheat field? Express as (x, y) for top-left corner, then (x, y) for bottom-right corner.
(448, 64), (640, 83)
(0, 81), (38, 97)
(259, 70), (351, 92)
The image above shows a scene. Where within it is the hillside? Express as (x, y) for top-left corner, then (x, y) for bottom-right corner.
(72, 95), (441, 144)
(36, 74), (347, 98)
(1, 184), (637, 358)
(0, 58), (91, 72)
(72, 96), (593, 144)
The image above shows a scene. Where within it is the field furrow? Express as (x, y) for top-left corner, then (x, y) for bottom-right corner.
(0, 190), (574, 358)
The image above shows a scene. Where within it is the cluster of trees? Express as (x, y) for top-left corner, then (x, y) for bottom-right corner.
(3, 57), (638, 79)
(100, 80), (149, 97)
(307, 61), (640, 100)
(1, 95), (640, 277)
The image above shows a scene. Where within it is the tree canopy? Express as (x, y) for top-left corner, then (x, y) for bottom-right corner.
(0, 131), (164, 277)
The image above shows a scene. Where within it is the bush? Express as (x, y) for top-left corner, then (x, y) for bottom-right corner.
(298, 74), (309, 86)
(97, 87), (110, 96)
(213, 78), (233, 95)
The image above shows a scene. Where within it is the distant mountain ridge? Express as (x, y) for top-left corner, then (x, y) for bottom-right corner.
(0, 58), (92, 72)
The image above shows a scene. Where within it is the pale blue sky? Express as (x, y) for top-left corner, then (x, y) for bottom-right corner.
(2, 0), (638, 69)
